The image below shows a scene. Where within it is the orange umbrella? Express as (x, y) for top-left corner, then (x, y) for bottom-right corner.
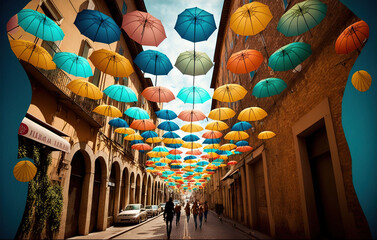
(227, 50), (263, 74)
(141, 86), (175, 103)
(236, 146), (253, 152)
(227, 161), (237, 166)
(186, 150), (202, 155)
(169, 149), (183, 154)
(335, 20), (369, 54)
(178, 109), (206, 122)
(132, 143), (152, 151)
(202, 131), (223, 139)
(130, 119), (156, 130)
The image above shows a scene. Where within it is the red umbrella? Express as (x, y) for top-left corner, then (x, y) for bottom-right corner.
(130, 119), (156, 130)
(227, 161), (237, 166)
(335, 20), (369, 54)
(132, 143), (152, 151)
(202, 130), (223, 139)
(171, 160), (183, 164)
(169, 149), (183, 154)
(141, 86), (175, 103)
(227, 49), (263, 74)
(236, 146), (253, 152)
(178, 109), (206, 122)
(186, 150), (202, 155)
(122, 11), (166, 47)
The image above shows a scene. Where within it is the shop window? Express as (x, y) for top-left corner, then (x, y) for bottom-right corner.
(41, 40), (61, 58)
(40, 0), (63, 24)
(122, 1), (128, 14)
(79, 40), (92, 58)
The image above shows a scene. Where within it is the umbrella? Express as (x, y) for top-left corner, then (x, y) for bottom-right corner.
(186, 150), (202, 155)
(141, 86), (175, 103)
(277, 0), (327, 37)
(202, 153), (219, 159)
(7, 14), (18, 35)
(216, 150), (233, 156)
(204, 148), (217, 153)
(124, 133), (143, 141)
(141, 131), (158, 139)
(17, 9), (64, 41)
(224, 131), (249, 140)
(208, 108), (236, 121)
(197, 161), (209, 167)
(132, 143), (152, 151)
(203, 138), (221, 144)
(232, 121), (252, 131)
(236, 140), (249, 147)
(227, 50), (263, 74)
(158, 121), (180, 131)
(268, 42), (312, 72)
(146, 137), (162, 144)
(130, 119), (156, 130)
(53, 52), (92, 77)
(335, 20), (369, 54)
(115, 127), (135, 135)
(236, 146), (253, 152)
(219, 144), (237, 151)
(122, 10), (166, 47)
(182, 142), (202, 149)
(182, 134), (200, 142)
(166, 154), (182, 160)
(175, 51), (213, 76)
(130, 140), (144, 145)
(238, 107), (267, 121)
(103, 84), (138, 103)
(352, 70), (372, 92)
(203, 144), (220, 150)
(74, 9), (120, 44)
(134, 50), (172, 76)
(205, 121), (229, 131)
(10, 40), (56, 70)
(156, 110), (178, 120)
(13, 160), (37, 182)
(177, 86), (211, 104)
(67, 79), (103, 100)
(227, 161), (238, 166)
(258, 131), (276, 140)
(252, 78), (287, 98)
(163, 132), (180, 139)
(163, 138), (184, 144)
(108, 118), (129, 128)
(213, 84), (247, 103)
(165, 143), (183, 149)
(174, 7), (216, 43)
(202, 131), (223, 139)
(153, 146), (169, 153)
(93, 105), (122, 117)
(230, 2), (272, 36)
(181, 123), (203, 133)
(89, 49), (134, 77)
(178, 109), (206, 122)
(169, 149), (183, 154)
(184, 156), (197, 160)
(125, 107), (150, 119)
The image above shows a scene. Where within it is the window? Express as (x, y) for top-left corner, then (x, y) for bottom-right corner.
(118, 45), (124, 56)
(282, 0), (290, 10)
(249, 71), (255, 82)
(40, 0), (63, 24)
(79, 40), (92, 58)
(122, 1), (128, 14)
(124, 77), (129, 86)
(41, 40), (61, 58)
(92, 68), (101, 87)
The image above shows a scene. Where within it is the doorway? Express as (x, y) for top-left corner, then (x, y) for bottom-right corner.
(89, 158), (102, 233)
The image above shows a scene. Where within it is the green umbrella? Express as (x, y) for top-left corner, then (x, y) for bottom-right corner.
(268, 42), (312, 71)
(277, 0), (327, 37)
(252, 78), (287, 98)
(175, 51), (213, 76)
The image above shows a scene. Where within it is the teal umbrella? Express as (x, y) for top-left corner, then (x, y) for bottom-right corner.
(152, 146), (169, 152)
(53, 52), (93, 77)
(166, 154), (182, 160)
(104, 85), (138, 103)
(141, 131), (158, 139)
(268, 42), (312, 71)
(125, 107), (150, 119)
(252, 78), (287, 98)
(177, 86), (211, 104)
(277, 0), (327, 37)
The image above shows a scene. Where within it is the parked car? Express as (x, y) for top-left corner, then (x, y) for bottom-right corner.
(173, 200), (180, 206)
(158, 203), (165, 213)
(116, 204), (147, 224)
(145, 205), (159, 217)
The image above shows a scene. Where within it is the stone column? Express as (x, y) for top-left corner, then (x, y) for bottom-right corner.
(97, 176), (109, 231)
(78, 171), (94, 235)
(113, 178), (122, 218)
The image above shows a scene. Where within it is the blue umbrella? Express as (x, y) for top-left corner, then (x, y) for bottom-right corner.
(174, 7), (217, 43)
(203, 138), (221, 144)
(166, 154), (182, 160)
(74, 9), (120, 44)
(194, 167), (204, 173)
(130, 140), (143, 146)
(232, 151), (242, 155)
(156, 110), (177, 120)
(53, 52), (92, 77)
(268, 42), (312, 71)
(108, 118), (129, 128)
(162, 132), (180, 139)
(235, 141), (249, 147)
(182, 134), (200, 142)
(171, 165), (182, 170)
(252, 78), (287, 98)
(155, 162), (167, 167)
(216, 150), (232, 156)
(212, 162), (222, 166)
(165, 143), (183, 149)
(197, 160), (209, 167)
(203, 148), (217, 153)
(184, 156), (197, 160)
(104, 85), (138, 103)
(232, 122), (252, 131)
(158, 121), (179, 131)
(17, 9), (64, 41)
(125, 107), (150, 119)
(141, 131), (158, 139)
(177, 86), (211, 104)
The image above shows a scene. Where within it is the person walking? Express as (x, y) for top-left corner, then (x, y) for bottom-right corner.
(198, 203), (204, 229)
(174, 203), (181, 225)
(204, 201), (209, 222)
(163, 197), (175, 239)
(184, 202), (190, 223)
(192, 201), (199, 230)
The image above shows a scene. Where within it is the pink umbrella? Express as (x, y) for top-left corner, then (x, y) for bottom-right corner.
(202, 131), (223, 139)
(178, 109), (206, 122)
(7, 15), (19, 35)
(122, 11), (166, 47)
(141, 86), (175, 103)
(186, 150), (202, 155)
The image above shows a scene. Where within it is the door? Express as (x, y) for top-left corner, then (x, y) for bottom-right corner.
(89, 159), (101, 233)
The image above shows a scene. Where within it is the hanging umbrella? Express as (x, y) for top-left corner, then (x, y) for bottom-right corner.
(227, 50), (263, 74)
(208, 108), (236, 121)
(153, 146), (169, 153)
(186, 150), (202, 155)
(125, 107), (150, 119)
(130, 119), (156, 130)
(335, 20), (369, 54)
(175, 51), (213, 76)
(178, 109), (206, 122)
(74, 9), (120, 44)
(13, 160), (37, 182)
(177, 86), (211, 104)
(115, 127), (135, 135)
(89, 49), (134, 77)
(230, 1), (272, 36)
(184, 156), (197, 160)
(213, 84), (247, 103)
(93, 105), (122, 117)
(165, 143), (183, 149)
(182, 142), (202, 149)
(236, 140), (249, 147)
(130, 140), (144, 145)
(181, 123), (203, 133)
(204, 148), (217, 153)
(67, 79), (103, 100)
(163, 132), (180, 139)
(53, 52), (92, 77)
(10, 40), (56, 70)
(232, 121), (252, 131)
(166, 154), (182, 160)
(141, 131), (158, 139)
(124, 133), (143, 141)
(182, 134), (200, 142)
(277, 0), (327, 37)
(202, 131), (223, 139)
(238, 107), (267, 121)
(146, 137), (163, 144)
(17, 9), (64, 41)
(163, 138), (184, 144)
(103, 84), (138, 103)
(156, 110), (177, 120)
(227, 161), (238, 166)
(169, 149), (183, 154)
(216, 150), (233, 156)
(203, 138), (221, 144)
(202, 153), (219, 159)
(108, 118), (129, 128)
(224, 131), (249, 140)
(203, 144), (220, 150)
(258, 131), (276, 140)
(7, 14), (18, 35)
(352, 70), (372, 92)
(122, 10), (166, 47)
(134, 50), (173, 76)
(158, 121), (180, 131)
(219, 144), (237, 151)
(205, 121), (229, 131)
(268, 42), (312, 72)
(132, 143), (152, 151)
(236, 146), (253, 152)
(252, 78), (287, 98)
(142, 86), (175, 103)
(197, 160), (209, 167)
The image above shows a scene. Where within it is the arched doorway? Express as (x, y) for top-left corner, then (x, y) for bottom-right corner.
(120, 168), (129, 210)
(107, 162), (120, 226)
(89, 157), (106, 233)
(141, 174), (147, 205)
(130, 172), (135, 203)
(135, 174), (141, 203)
(147, 176), (152, 205)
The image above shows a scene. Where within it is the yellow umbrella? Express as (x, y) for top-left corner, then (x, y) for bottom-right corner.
(159, 158), (172, 164)
(10, 40), (56, 70)
(146, 137), (162, 143)
(258, 131), (276, 140)
(182, 142), (202, 149)
(224, 131), (249, 140)
(13, 160), (37, 182)
(163, 138), (184, 144)
(213, 84), (247, 102)
(219, 163), (227, 167)
(148, 151), (169, 158)
(238, 107), (267, 121)
(206, 152), (219, 158)
(230, 2), (273, 36)
(182, 167), (194, 172)
(89, 49), (134, 77)
(219, 144), (237, 151)
(205, 121), (229, 131)
(114, 127), (135, 135)
(208, 108), (236, 120)
(124, 133), (143, 141)
(181, 123), (203, 133)
(203, 144), (220, 150)
(184, 159), (198, 164)
(352, 70), (372, 92)
(219, 155), (228, 160)
(93, 104), (122, 117)
(67, 79), (103, 100)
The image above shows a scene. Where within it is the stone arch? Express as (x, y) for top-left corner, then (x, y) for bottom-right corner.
(135, 174), (141, 203)
(129, 172), (135, 204)
(147, 175), (153, 205)
(120, 167), (130, 210)
(141, 174), (148, 206)
(107, 160), (121, 226)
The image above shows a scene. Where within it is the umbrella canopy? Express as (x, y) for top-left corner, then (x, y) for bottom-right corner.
(197, 160), (209, 167)
(146, 137), (163, 144)
(158, 121), (180, 131)
(252, 78), (287, 98)
(177, 86), (211, 104)
(184, 156), (197, 160)
(7, 14), (18, 35)
(104, 84), (138, 103)
(53, 52), (92, 77)
(175, 51), (213, 76)
(17, 9), (64, 41)
(13, 160), (37, 182)
(277, 0), (327, 37)
(224, 131), (249, 140)
(182, 142), (202, 149)
(74, 9), (120, 44)
(122, 10), (166, 47)
(213, 84), (247, 103)
(134, 50), (173, 75)
(130, 119), (156, 131)
(93, 105), (122, 117)
(335, 20), (369, 54)
(268, 42), (312, 71)
(236, 146), (253, 152)
(238, 107), (267, 121)
(124, 133), (143, 141)
(227, 161), (238, 166)
(169, 149), (183, 154)
(227, 50), (263, 74)
(236, 140), (249, 147)
(178, 109), (206, 122)
(141, 131), (158, 139)
(219, 144), (237, 151)
(202, 131), (223, 139)
(125, 107), (150, 119)
(163, 138), (184, 144)
(156, 110), (178, 120)
(166, 154), (182, 160)
(182, 134), (200, 142)
(352, 70), (372, 92)
(181, 123), (203, 133)
(108, 118), (129, 128)
(208, 108), (236, 121)
(232, 121), (252, 131)
(67, 79), (103, 100)
(205, 121), (229, 131)
(142, 86), (175, 103)
(174, 7), (217, 43)
(115, 127), (135, 135)
(230, 2), (272, 36)
(186, 150), (202, 155)
(153, 146), (169, 152)
(10, 40), (56, 70)
(89, 49), (134, 77)
(258, 131), (276, 140)
(165, 143), (183, 149)
(203, 144), (220, 150)
(163, 132), (180, 139)
(132, 143), (152, 151)
(203, 138), (221, 144)
(130, 140), (144, 145)
(216, 150), (232, 156)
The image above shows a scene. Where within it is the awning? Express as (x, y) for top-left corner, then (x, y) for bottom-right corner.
(18, 117), (70, 153)
(220, 168), (239, 181)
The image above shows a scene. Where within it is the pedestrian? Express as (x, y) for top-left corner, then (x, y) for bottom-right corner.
(174, 203), (181, 225)
(163, 197), (175, 239)
(204, 201), (209, 222)
(198, 203), (204, 229)
(184, 202), (190, 223)
(192, 201), (199, 230)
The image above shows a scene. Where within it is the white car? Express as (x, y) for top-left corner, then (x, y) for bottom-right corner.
(116, 204), (148, 224)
